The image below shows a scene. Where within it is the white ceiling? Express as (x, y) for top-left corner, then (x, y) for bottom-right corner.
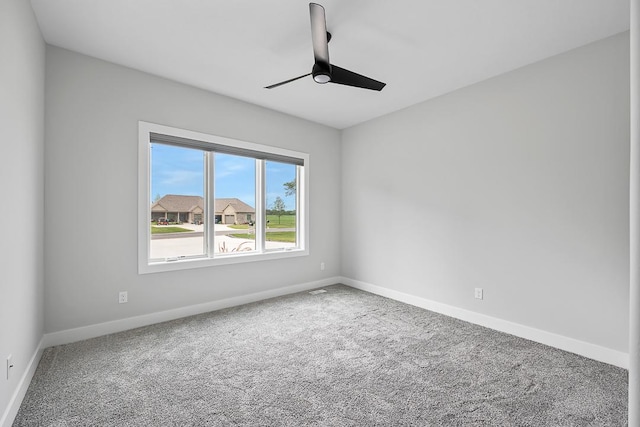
(31, 0), (629, 129)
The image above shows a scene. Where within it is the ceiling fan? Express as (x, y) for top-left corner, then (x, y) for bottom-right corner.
(265, 3), (386, 91)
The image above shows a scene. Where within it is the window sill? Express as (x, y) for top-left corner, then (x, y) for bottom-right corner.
(139, 248), (309, 274)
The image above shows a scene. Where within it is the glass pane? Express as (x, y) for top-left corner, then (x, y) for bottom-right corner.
(214, 153), (256, 254)
(149, 143), (205, 259)
(266, 161), (297, 250)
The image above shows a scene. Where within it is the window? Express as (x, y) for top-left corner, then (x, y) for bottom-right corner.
(266, 160), (298, 250)
(138, 122), (308, 274)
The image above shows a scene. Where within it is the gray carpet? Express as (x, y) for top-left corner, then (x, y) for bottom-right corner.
(14, 284), (627, 426)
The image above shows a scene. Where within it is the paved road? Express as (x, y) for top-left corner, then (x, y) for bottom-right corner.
(151, 227), (295, 239)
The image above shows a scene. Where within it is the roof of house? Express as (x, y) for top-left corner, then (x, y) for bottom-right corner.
(151, 195), (254, 213)
(215, 198), (255, 214)
(151, 195), (203, 213)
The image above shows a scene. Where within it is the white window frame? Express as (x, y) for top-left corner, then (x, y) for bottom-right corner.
(138, 121), (309, 274)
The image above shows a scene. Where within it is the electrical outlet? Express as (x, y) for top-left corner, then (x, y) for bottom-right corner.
(6, 354), (13, 380)
(119, 291), (128, 304)
(320, 262), (325, 271)
(474, 288), (483, 300)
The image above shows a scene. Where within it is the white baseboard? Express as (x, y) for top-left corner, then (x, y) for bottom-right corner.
(1, 337), (44, 427)
(340, 277), (629, 369)
(43, 277), (340, 348)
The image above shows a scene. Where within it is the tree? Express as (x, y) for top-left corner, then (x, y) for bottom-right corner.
(271, 196), (286, 224)
(283, 179), (296, 197)
(153, 193), (162, 203)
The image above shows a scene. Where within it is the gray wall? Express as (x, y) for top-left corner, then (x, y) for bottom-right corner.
(341, 33), (630, 352)
(0, 0), (45, 420)
(44, 47), (341, 333)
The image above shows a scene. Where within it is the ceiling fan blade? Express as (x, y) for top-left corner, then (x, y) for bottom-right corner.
(264, 73), (312, 89)
(329, 65), (386, 91)
(309, 3), (330, 66)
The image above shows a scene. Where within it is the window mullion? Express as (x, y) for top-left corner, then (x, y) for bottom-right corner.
(255, 159), (265, 252)
(205, 152), (215, 257)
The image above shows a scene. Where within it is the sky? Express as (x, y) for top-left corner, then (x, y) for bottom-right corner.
(150, 143), (296, 210)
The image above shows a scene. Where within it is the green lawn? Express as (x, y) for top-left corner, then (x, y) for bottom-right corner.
(229, 231), (296, 243)
(151, 226), (192, 234)
(264, 231), (296, 243)
(267, 214), (295, 228)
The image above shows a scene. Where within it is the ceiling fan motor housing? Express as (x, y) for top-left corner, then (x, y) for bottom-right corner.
(312, 63), (331, 84)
